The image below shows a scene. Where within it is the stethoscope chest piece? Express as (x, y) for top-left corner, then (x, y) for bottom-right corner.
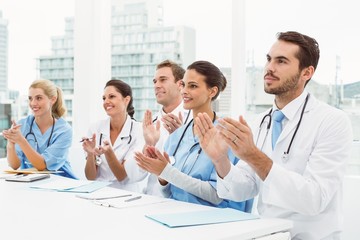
(281, 153), (289, 163)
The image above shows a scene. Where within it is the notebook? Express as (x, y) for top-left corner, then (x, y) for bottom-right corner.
(5, 173), (50, 182)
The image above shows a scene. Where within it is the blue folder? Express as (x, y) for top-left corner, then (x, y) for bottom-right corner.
(145, 207), (259, 228)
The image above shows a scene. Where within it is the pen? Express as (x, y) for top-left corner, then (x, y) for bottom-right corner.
(124, 195), (142, 202)
(76, 194), (132, 200)
(99, 133), (103, 146)
(80, 138), (93, 143)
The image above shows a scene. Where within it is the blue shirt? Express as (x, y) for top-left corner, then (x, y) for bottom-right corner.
(164, 118), (253, 212)
(15, 115), (77, 179)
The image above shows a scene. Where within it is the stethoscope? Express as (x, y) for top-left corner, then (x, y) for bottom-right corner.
(95, 119), (134, 166)
(256, 93), (310, 162)
(152, 109), (192, 125)
(171, 111), (216, 173)
(25, 116), (55, 148)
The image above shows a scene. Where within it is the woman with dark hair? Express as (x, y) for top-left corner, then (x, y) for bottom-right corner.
(135, 61), (253, 212)
(3, 79), (76, 179)
(82, 79), (147, 192)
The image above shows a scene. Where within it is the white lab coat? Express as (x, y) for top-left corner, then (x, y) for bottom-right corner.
(217, 91), (353, 240)
(87, 115), (148, 192)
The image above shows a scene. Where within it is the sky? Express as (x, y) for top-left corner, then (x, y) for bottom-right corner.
(0, 0), (359, 94)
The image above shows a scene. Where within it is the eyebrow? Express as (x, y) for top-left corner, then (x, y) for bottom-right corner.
(267, 54), (290, 62)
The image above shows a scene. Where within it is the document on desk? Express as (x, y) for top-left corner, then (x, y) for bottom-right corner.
(4, 167), (64, 174)
(30, 178), (111, 193)
(91, 194), (171, 209)
(145, 207), (259, 228)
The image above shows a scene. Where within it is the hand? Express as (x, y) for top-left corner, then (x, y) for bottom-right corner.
(193, 113), (229, 164)
(162, 112), (183, 134)
(81, 133), (97, 155)
(217, 116), (257, 161)
(142, 110), (160, 146)
(2, 120), (23, 144)
(134, 146), (170, 176)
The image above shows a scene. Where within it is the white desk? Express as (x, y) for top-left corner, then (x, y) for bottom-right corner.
(0, 174), (292, 240)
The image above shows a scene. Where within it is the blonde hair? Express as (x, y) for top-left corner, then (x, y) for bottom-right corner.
(30, 79), (67, 118)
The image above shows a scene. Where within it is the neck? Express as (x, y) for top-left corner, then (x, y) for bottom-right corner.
(193, 108), (215, 121)
(35, 114), (54, 133)
(162, 97), (182, 114)
(110, 114), (127, 133)
(275, 90), (304, 109)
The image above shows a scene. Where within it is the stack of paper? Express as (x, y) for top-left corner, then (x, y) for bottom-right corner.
(5, 173), (50, 182)
(30, 178), (111, 193)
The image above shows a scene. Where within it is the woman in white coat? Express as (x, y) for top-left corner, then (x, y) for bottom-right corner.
(81, 79), (147, 192)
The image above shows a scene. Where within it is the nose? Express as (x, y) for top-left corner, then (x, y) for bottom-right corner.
(265, 60), (275, 73)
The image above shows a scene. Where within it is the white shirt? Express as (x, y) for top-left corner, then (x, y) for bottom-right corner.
(217, 91), (353, 240)
(87, 115), (147, 192)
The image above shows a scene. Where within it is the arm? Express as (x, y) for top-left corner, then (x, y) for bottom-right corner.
(261, 110), (353, 215)
(160, 163), (222, 205)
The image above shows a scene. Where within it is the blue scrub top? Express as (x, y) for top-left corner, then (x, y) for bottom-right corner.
(15, 115), (77, 179)
(164, 118), (253, 212)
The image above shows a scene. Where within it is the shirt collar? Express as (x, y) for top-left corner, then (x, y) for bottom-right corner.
(272, 90), (308, 121)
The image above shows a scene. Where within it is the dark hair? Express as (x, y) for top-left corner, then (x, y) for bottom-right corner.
(186, 60), (227, 101)
(105, 79), (135, 118)
(156, 59), (185, 82)
(30, 79), (66, 118)
(277, 31), (320, 72)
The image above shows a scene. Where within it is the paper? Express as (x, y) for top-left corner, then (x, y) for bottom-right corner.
(30, 178), (111, 193)
(75, 188), (133, 200)
(5, 173), (50, 182)
(145, 207), (259, 228)
(4, 167), (63, 174)
(91, 194), (170, 209)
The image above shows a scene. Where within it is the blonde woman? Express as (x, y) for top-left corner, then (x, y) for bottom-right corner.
(3, 79), (76, 179)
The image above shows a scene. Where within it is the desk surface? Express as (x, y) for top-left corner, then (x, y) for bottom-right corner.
(0, 173), (292, 240)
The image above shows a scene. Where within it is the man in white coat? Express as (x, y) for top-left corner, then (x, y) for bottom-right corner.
(194, 31), (353, 240)
(142, 59), (192, 195)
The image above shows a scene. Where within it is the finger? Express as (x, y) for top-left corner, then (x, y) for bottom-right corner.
(193, 124), (203, 140)
(163, 151), (171, 163)
(178, 112), (183, 124)
(155, 120), (160, 131)
(194, 116), (205, 136)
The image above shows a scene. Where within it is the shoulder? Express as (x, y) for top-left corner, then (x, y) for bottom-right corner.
(55, 118), (72, 134)
(310, 96), (349, 123)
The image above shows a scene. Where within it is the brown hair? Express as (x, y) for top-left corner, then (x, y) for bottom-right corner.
(187, 60), (227, 101)
(156, 59), (185, 82)
(277, 31), (320, 84)
(105, 79), (135, 118)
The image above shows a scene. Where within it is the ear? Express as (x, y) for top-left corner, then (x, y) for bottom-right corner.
(176, 79), (184, 89)
(124, 95), (131, 106)
(50, 96), (57, 105)
(209, 86), (218, 99)
(301, 66), (315, 82)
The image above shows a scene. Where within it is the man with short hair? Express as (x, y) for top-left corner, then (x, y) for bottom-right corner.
(195, 31), (353, 239)
(143, 59), (191, 195)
